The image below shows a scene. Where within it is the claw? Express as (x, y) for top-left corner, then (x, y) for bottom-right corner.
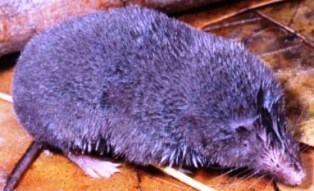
(67, 154), (120, 179)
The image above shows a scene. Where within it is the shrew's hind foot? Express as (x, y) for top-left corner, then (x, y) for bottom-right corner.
(67, 154), (120, 178)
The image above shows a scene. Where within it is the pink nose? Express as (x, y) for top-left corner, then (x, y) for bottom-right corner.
(286, 169), (306, 186)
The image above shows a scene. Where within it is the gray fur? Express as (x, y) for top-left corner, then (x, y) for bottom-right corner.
(13, 7), (305, 185)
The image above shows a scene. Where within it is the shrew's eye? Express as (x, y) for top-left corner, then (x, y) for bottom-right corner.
(236, 126), (249, 135)
(243, 141), (248, 147)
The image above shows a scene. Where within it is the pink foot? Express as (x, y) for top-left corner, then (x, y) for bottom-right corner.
(67, 154), (120, 179)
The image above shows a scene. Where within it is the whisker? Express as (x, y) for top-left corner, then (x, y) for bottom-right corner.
(247, 174), (267, 190)
(299, 143), (310, 152)
(224, 168), (252, 184)
(235, 168), (252, 177)
(211, 167), (239, 181)
(262, 177), (275, 191)
(295, 107), (306, 126)
(236, 169), (255, 179)
(231, 170), (260, 188)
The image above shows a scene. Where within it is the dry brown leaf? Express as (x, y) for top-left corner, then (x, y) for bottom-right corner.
(178, 0), (288, 29)
(299, 120), (314, 147)
(256, 0), (314, 48)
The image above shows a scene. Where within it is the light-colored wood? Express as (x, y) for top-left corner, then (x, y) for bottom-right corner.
(0, 92), (13, 103)
(160, 167), (216, 191)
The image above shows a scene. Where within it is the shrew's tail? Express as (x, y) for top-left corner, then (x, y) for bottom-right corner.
(4, 141), (44, 191)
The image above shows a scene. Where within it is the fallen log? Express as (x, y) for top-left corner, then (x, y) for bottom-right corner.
(0, 0), (226, 58)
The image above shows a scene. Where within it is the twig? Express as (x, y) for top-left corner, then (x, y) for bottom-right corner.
(179, 0), (288, 29)
(256, 11), (314, 49)
(159, 166), (216, 191)
(0, 92), (13, 103)
(203, 17), (262, 31)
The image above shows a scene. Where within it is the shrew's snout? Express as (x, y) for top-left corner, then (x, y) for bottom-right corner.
(281, 164), (306, 186)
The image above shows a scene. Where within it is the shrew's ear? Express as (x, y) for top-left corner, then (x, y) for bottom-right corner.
(257, 85), (273, 129)
(257, 85), (265, 111)
(260, 107), (273, 134)
(257, 85), (286, 146)
(257, 85), (273, 111)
